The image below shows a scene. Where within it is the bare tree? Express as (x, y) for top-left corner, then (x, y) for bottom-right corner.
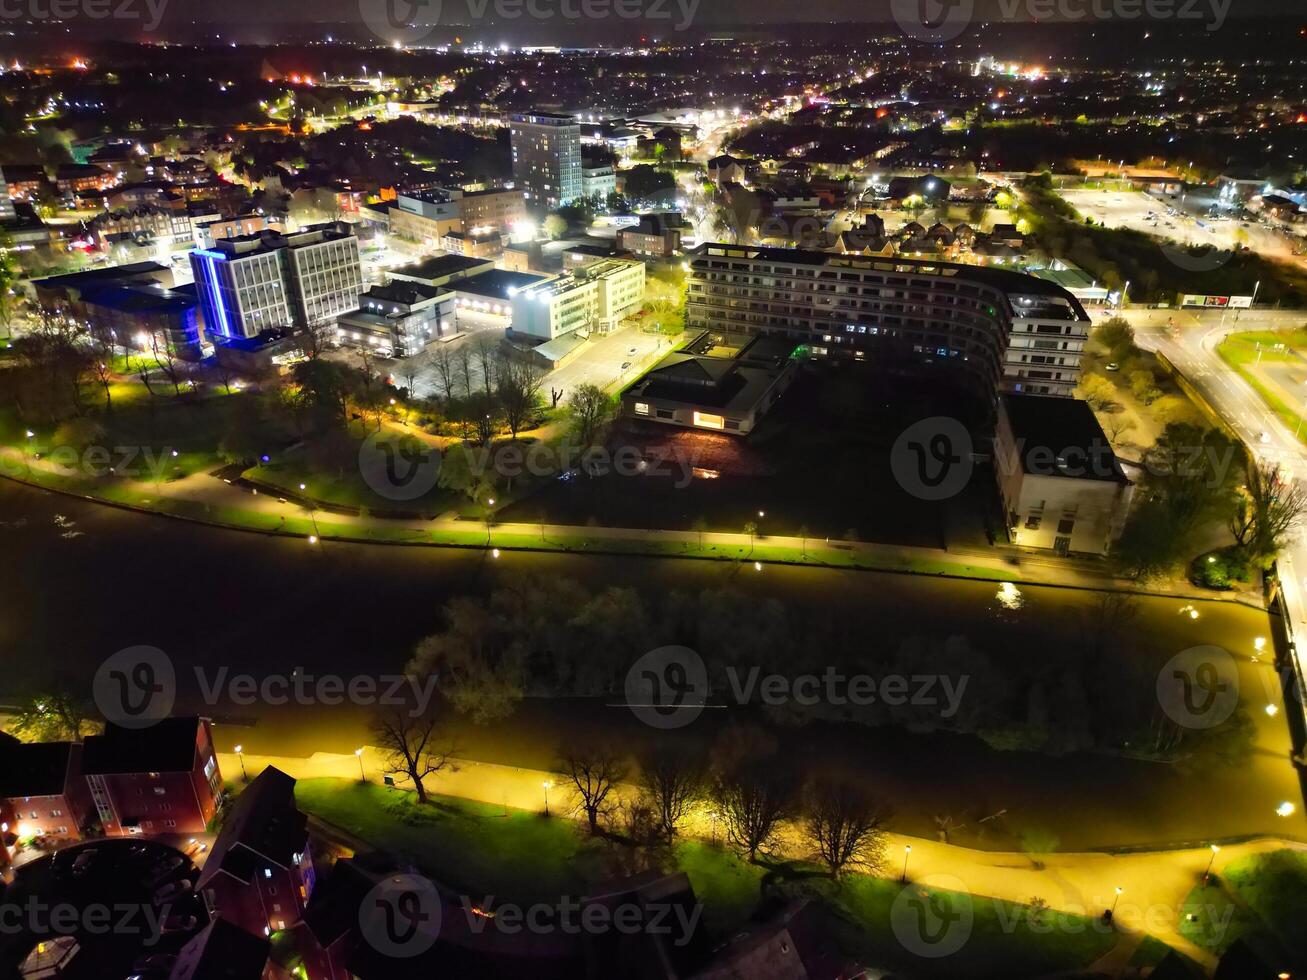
(473, 333), (498, 399)
(1238, 462), (1307, 566)
(558, 740), (627, 834)
(454, 343), (475, 401)
(636, 742), (704, 845)
(150, 332), (185, 397)
(370, 702), (455, 805)
(713, 760), (796, 862)
(804, 776), (890, 878)
(431, 343), (458, 405)
(495, 351), (544, 441)
(570, 383), (614, 449)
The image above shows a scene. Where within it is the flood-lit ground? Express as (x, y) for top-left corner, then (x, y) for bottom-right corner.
(2, 480), (1302, 850)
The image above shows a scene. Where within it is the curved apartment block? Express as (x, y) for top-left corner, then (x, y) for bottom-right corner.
(686, 243), (1090, 400)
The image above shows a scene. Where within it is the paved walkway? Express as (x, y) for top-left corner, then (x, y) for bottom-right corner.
(0, 447), (1263, 606)
(222, 746), (1302, 973)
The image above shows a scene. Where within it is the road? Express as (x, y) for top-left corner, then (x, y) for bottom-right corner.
(1119, 305), (1307, 753)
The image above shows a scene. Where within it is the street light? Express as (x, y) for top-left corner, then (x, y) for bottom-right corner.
(542, 780), (552, 815)
(1204, 843), (1220, 884)
(1277, 801), (1296, 818)
(486, 497), (495, 546)
(1110, 886), (1122, 919)
(355, 747), (365, 780)
(901, 844), (912, 883)
(234, 744), (247, 780)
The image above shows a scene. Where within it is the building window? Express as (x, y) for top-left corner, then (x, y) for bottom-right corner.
(693, 411), (725, 430)
(634, 402), (650, 416)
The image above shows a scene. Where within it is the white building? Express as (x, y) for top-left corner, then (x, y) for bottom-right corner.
(994, 394), (1134, 556)
(190, 222), (362, 340)
(510, 258), (645, 341)
(581, 163), (617, 201)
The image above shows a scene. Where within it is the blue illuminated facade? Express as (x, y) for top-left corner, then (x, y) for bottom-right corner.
(190, 248), (235, 339)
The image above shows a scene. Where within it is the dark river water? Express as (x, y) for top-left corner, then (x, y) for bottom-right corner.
(1, 479), (1302, 849)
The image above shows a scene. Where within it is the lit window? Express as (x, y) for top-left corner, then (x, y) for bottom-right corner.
(634, 402), (650, 416)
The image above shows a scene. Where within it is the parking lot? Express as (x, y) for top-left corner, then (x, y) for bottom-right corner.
(1061, 187), (1307, 267)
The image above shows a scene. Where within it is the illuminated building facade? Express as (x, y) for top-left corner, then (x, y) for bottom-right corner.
(687, 243), (1089, 399)
(190, 222), (362, 340)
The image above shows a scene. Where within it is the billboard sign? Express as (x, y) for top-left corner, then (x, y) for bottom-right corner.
(1179, 294), (1254, 309)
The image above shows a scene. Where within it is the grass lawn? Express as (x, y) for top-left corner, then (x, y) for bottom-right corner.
(294, 778), (609, 905)
(1178, 850), (1307, 966)
(294, 778), (1123, 977)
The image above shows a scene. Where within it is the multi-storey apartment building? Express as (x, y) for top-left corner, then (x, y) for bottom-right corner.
(197, 766), (315, 938)
(0, 164), (15, 222)
(510, 258), (645, 341)
(686, 243), (1089, 399)
(81, 716), (222, 836)
(509, 112), (582, 210)
(190, 222), (362, 340)
(0, 742), (93, 849)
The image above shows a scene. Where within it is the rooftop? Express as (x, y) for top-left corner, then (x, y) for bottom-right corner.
(169, 917), (270, 980)
(389, 253), (493, 283)
(197, 766), (306, 890)
(457, 268), (551, 300)
(1001, 394), (1128, 484)
(0, 741), (75, 798)
(81, 716), (203, 775)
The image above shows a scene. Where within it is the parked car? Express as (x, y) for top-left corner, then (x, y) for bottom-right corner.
(71, 849), (98, 877)
(1105, 362), (1120, 372)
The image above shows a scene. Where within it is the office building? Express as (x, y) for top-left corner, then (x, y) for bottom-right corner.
(509, 111), (583, 210)
(510, 259), (644, 341)
(336, 280), (458, 356)
(388, 191), (461, 248)
(444, 186), (527, 235)
(581, 162), (617, 200)
(687, 243), (1089, 399)
(0, 164), (14, 223)
(190, 222), (363, 340)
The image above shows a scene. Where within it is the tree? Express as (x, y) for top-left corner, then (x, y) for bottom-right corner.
(543, 214), (568, 239)
(713, 758), (796, 861)
(495, 351), (543, 441)
(431, 343), (458, 405)
(1078, 374), (1117, 411)
(218, 395), (269, 466)
(10, 689), (95, 742)
(473, 334), (498, 400)
(1238, 462), (1307, 567)
(1092, 317), (1137, 361)
(569, 383), (614, 448)
(636, 742), (704, 845)
(150, 332), (186, 397)
(1128, 369), (1160, 405)
(407, 597), (523, 723)
(369, 701), (455, 805)
(558, 740), (627, 834)
(0, 228), (21, 338)
(691, 516), (708, 550)
(804, 776), (890, 878)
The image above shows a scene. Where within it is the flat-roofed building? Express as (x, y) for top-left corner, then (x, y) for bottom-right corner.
(687, 243), (1089, 399)
(336, 280), (458, 356)
(190, 222), (362, 340)
(442, 228), (503, 259)
(994, 393), (1134, 556)
(510, 111), (582, 210)
(510, 258), (644, 341)
(622, 330), (801, 435)
(444, 186), (527, 235)
(387, 253), (495, 289)
(388, 191), (461, 248)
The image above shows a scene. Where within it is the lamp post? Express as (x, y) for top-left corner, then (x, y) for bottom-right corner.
(1110, 886), (1122, 920)
(901, 844), (912, 883)
(355, 748), (366, 781)
(300, 483), (321, 539)
(542, 780), (551, 816)
(234, 745), (247, 780)
(486, 497), (495, 546)
(1204, 844), (1220, 885)
(24, 430), (34, 469)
